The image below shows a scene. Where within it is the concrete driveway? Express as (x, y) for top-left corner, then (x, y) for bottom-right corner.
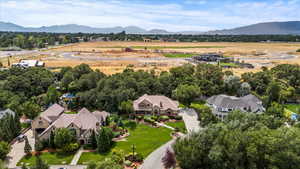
(7, 129), (35, 169)
(179, 108), (201, 133)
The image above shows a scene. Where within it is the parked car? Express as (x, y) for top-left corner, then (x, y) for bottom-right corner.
(17, 134), (26, 142)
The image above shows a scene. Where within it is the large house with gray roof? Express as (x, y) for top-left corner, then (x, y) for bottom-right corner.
(32, 104), (110, 144)
(133, 94), (180, 115)
(207, 94), (265, 121)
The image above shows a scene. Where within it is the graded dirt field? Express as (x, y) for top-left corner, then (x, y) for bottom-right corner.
(3, 41), (300, 75)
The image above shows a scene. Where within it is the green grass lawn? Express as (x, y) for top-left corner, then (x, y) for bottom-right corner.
(64, 111), (78, 114)
(78, 123), (172, 165)
(285, 104), (300, 113)
(165, 121), (187, 134)
(220, 62), (239, 68)
(190, 101), (206, 110)
(163, 53), (196, 58)
(17, 152), (74, 166)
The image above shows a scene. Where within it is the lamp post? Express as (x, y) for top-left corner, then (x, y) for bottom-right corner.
(132, 144), (136, 161)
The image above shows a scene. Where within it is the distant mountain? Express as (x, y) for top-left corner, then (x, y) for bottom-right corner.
(1, 21), (300, 35)
(0, 22), (169, 34)
(206, 21), (300, 35)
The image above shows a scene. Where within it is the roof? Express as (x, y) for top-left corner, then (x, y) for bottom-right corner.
(40, 104), (65, 122)
(207, 94), (264, 113)
(40, 107), (109, 137)
(92, 111), (110, 122)
(0, 109), (15, 119)
(134, 94), (179, 111)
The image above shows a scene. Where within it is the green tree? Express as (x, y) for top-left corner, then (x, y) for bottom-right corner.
(20, 101), (41, 119)
(54, 128), (76, 149)
(24, 137), (32, 155)
(31, 155), (49, 169)
(172, 84), (201, 106)
(266, 81), (282, 104)
(266, 102), (285, 118)
(97, 127), (113, 153)
(195, 105), (218, 127)
(118, 100), (134, 115)
(0, 141), (10, 160)
(0, 113), (21, 142)
(45, 86), (60, 105)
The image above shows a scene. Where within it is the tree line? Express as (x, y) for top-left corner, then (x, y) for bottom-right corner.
(1, 31), (300, 49)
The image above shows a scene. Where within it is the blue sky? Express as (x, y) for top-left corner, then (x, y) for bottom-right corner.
(0, 0), (299, 31)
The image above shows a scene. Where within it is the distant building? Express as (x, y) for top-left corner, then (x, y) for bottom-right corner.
(143, 38), (152, 43)
(193, 53), (226, 62)
(133, 94), (180, 115)
(12, 60), (45, 68)
(207, 94), (265, 121)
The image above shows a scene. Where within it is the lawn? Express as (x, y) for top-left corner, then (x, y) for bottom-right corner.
(78, 123), (172, 165)
(285, 104), (300, 113)
(190, 101), (206, 110)
(165, 121), (187, 134)
(17, 152), (74, 166)
(163, 53), (196, 58)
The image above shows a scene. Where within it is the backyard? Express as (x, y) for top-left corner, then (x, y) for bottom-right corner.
(78, 123), (172, 165)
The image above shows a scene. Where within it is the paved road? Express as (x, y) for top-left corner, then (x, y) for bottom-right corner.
(7, 130), (35, 169)
(139, 108), (200, 169)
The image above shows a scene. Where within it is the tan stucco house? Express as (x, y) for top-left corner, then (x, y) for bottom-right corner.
(133, 94), (180, 115)
(32, 104), (110, 144)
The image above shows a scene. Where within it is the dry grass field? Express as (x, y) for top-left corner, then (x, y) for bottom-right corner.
(3, 41), (300, 75)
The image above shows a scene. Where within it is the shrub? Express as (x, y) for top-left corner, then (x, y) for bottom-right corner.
(125, 152), (144, 162)
(83, 144), (94, 150)
(124, 160), (132, 167)
(0, 141), (10, 160)
(136, 115), (143, 121)
(113, 131), (121, 138)
(151, 115), (159, 121)
(97, 127), (114, 153)
(62, 143), (79, 153)
(144, 116), (156, 124)
(173, 115), (182, 120)
(297, 49), (300, 52)
(159, 116), (170, 121)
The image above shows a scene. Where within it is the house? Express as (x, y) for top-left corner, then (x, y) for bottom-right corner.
(193, 53), (226, 62)
(32, 104), (110, 144)
(206, 94), (265, 121)
(133, 94), (180, 115)
(12, 60), (45, 68)
(0, 109), (15, 120)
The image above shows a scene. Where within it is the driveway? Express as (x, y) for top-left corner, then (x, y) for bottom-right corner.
(179, 108), (201, 133)
(139, 140), (175, 169)
(139, 108), (201, 169)
(50, 165), (87, 169)
(7, 129), (35, 169)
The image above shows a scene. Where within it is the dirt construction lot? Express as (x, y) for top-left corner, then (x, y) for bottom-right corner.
(3, 41), (300, 75)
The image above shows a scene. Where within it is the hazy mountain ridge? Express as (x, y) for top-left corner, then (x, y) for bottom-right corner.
(0, 21), (300, 35)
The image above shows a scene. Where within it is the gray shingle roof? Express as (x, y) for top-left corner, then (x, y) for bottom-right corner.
(207, 94), (264, 112)
(134, 94), (179, 111)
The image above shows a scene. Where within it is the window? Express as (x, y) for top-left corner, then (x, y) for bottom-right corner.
(38, 121), (43, 125)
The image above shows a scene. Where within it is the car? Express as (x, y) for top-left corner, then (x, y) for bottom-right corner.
(17, 134), (26, 142)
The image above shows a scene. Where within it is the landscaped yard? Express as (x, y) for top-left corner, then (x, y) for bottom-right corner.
(165, 121), (187, 133)
(17, 152), (74, 166)
(78, 123), (172, 165)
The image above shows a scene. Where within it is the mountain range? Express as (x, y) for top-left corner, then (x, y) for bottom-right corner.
(0, 21), (300, 35)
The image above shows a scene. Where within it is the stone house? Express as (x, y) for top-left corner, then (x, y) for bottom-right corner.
(32, 104), (109, 144)
(133, 94), (180, 115)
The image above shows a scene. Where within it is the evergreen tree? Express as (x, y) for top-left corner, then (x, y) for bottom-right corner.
(97, 127), (113, 153)
(24, 137), (32, 155)
(31, 156), (49, 169)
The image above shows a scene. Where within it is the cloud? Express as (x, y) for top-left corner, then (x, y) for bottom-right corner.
(0, 0), (299, 31)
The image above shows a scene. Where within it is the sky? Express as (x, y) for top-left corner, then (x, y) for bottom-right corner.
(0, 0), (299, 32)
